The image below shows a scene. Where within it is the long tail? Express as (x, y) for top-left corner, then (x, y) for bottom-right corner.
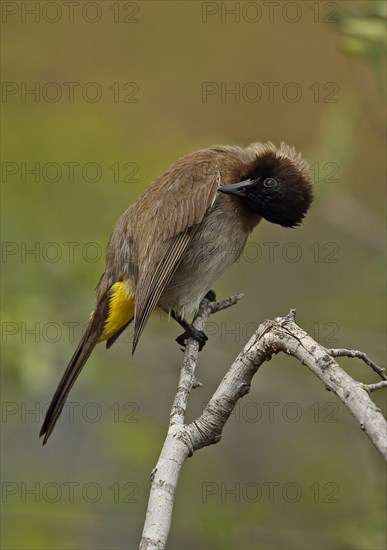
(39, 296), (108, 445)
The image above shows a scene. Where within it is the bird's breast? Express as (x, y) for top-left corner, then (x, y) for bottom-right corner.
(159, 196), (255, 319)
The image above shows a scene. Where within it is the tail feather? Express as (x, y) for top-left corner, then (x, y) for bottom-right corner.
(40, 297), (108, 444)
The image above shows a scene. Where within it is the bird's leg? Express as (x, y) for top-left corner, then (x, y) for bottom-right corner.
(170, 311), (208, 351)
(205, 288), (216, 302)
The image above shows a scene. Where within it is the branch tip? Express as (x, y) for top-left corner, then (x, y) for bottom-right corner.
(328, 348), (386, 381)
(209, 293), (244, 314)
(287, 308), (297, 321)
(192, 377), (203, 389)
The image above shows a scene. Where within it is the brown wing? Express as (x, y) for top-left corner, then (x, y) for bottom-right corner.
(131, 156), (220, 351)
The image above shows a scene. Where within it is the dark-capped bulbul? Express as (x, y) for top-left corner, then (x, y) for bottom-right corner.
(40, 141), (313, 443)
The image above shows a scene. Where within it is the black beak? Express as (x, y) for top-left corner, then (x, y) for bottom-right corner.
(218, 179), (254, 197)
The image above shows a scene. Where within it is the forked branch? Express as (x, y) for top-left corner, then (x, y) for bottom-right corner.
(140, 300), (386, 550)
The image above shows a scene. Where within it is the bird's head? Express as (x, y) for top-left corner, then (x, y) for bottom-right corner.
(219, 142), (313, 228)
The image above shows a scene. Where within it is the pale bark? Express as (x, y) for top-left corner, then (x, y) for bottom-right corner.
(139, 300), (386, 550)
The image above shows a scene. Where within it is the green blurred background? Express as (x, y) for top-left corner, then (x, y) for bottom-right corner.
(1, 1), (386, 548)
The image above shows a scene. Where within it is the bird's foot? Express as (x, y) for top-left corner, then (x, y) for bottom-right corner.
(205, 289), (217, 302)
(176, 326), (208, 351)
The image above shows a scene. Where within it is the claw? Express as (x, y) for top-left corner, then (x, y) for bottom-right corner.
(176, 327), (208, 351)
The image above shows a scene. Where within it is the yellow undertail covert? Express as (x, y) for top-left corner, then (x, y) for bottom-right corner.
(90, 281), (135, 342)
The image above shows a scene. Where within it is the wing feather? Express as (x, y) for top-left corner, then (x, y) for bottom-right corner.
(129, 156), (220, 351)
(132, 231), (194, 352)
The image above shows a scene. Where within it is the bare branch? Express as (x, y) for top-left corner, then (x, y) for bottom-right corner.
(263, 314), (387, 460)
(140, 294), (243, 550)
(139, 305), (386, 550)
(170, 294), (244, 427)
(328, 348), (386, 380)
(362, 380), (387, 393)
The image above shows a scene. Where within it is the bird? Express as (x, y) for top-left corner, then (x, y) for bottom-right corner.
(40, 141), (313, 443)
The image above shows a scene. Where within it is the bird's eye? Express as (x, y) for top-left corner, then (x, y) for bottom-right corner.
(263, 178), (278, 188)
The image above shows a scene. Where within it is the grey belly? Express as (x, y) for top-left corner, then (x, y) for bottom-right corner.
(159, 208), (247, 319)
